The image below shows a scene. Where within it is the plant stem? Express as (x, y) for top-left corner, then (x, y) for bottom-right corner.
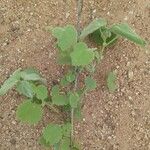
(101, 45), (106, 54)
(105, 36), (118, 47)
(77, 0), (83, 35)
(70, 67), (79, 148)
(71, 108), (74, 147)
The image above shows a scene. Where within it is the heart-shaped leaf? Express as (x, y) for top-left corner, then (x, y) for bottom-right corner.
(51, 85), (59, 96)
(16, 100), (42, 124)
(43, 124), (62, 145)
(85, 76), (97, 91)
(52, 27), (64, 39)
(35, 85), (48, 100)
(70, 42), (95, 66)
(54, 25), (77, 52)
(52, 94), (69, 106)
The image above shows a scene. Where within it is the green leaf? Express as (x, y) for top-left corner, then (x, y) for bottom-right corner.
(57, 25), (78, 51)
(16, 100), (42, 124)
(60, 77), (70, 86)
(22, 68), (40, 75)
(0, 69), (21, 96)
(62, 123), (71, 137)
(69, 92), (80, 108)
(39, 136), (51, 148)
(43, 124), (63, 145)
(53, 143), (60, 150)
(16, 81), (35, 98)
(111, 23), (146, 46)
(20, 69), (45, 83)
(52, 27), (64, 39)
(66, 72), (76, 82)
(35, 85), (48, 100)
(51, 85), (59, 96)
(52, 94), (69, 106)
(21, 72), (41, 81)
(70, 42), (95, 66)
(60, 137), (70, 150)
(80, 18), (107, 39)
(85, 76), (97, 91)
(107, 71), (117, 92)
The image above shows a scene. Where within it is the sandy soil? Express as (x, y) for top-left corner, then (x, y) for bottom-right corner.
(0, 0), (150, 150)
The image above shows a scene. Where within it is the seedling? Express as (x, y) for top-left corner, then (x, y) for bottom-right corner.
(0, 18), (146, 149)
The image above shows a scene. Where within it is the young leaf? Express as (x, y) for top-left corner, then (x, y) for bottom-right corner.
(69, 92), (80, 108)
(22, 68), (40, 75)
(35, 85), (48, 100)
(66, 72), (76, 83)
(16, 100), (42, 124)
(107, 71), (117, 92)
(85, 76), (97, 91)
(53, 143), (60, 150)
(43, 124), (63, 145)
(57, 25), (78, 52)
(20, 69), (46, 83)
(70, 42), (95, 66)
(0, 69), (21, 96)
(52, 27), (64, 39)
(60, 77), (70, 86)
(21, 72), (41, 81)
(62, 123), (71, 137)
(80, 18), (107, 39)
(110, 23), (146, 46)
(52, 94), (69, 106)
(51, 85), (59, 96)
(60, 137), (70, 150)
(16, 81), (35, 98)
(39, 136), (51, 148)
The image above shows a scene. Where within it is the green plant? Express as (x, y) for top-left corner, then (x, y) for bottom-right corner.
(0, 18), (146, 149)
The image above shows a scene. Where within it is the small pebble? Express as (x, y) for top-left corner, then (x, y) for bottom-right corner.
(128, 70), (134, 80)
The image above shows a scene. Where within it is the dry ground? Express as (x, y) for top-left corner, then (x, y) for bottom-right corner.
(0, 0), (150, 150)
